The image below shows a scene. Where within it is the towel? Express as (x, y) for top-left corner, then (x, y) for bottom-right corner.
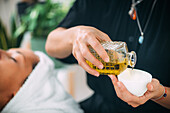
(1, 51), (83, 113)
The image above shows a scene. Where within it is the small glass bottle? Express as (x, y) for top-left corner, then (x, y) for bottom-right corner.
(86, 41), (136, 76)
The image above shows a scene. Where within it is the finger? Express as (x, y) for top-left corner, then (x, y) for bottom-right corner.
(147, 83), (154, 92)
(97, 33), (111, 41)
(117, 81), (151, 105)
(75, 49), (100, 77)
(109, 75), (129, 96)
(108, 75), (118, 85)
(108, 75), (123, 97)
(88, 37), (110, 62)
(126, 93), (150, 107)
(126, 100), (141, 108)
(117, 81), (139, 100)
(147, 78), (160, 92)
(95, 29), (112, 41)
(113, 82), (123, 99)
(109, 75), (134, 101)
(135, 91), (152, 105)
(110, 75), (151, 106)
(79, 43), (103, 69)
(72, 40), (100, 76)
(142, 91), (153, 100)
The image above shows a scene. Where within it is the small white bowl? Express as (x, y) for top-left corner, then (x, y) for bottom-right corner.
(118, 68), (152, 97)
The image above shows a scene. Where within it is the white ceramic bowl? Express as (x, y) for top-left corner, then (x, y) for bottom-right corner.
(118, 68), (152, 97)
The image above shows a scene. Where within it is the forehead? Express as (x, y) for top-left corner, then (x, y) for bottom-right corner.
(8, 48), (33, 54)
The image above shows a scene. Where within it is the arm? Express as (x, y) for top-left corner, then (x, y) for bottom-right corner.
(109, 75), (170, 109)
(45, 27), (74, 59)
(45, 26), (111, 76)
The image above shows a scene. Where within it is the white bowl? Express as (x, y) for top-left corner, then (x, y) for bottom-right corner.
(118, 68), (152, 97)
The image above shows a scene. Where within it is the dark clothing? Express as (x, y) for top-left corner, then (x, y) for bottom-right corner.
(58, 0), (170, 112)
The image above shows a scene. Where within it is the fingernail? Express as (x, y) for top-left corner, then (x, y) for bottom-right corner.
(98, 65), (103, 69)
(105, 57), (110, 62)
(117, 82), (121, 88)
(95, 73), (100, 77)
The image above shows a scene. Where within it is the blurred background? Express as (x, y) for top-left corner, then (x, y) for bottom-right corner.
(0, 0), (93, 102)
(0, 0), (73, 50)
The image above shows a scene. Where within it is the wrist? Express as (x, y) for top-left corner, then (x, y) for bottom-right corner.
(66, 26), (81, 46)
(69, 25), (88, 45)
(152, 85), (167, 101)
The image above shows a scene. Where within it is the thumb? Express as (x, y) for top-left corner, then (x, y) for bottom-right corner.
(147, 83), (154, 91)
(147, 78), (160, 92)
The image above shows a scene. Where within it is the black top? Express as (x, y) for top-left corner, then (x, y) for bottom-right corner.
(58, 0), (170, 113)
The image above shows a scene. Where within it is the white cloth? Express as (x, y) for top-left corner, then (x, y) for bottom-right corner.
(2, 51), (83, 113)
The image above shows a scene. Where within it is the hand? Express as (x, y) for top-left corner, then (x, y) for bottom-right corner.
(108, 75), (164, 108)
(72, 26), (111, 76)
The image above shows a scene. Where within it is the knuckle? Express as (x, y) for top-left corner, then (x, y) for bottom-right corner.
(75, 38), (80, 44)
(82, 32), (91, 40)
(152, 78), (159, 83)
(80, 47), (87, 55)
(102, 33), (110, 40)
(85, 31), (92, 36)
(81, 49), (87, 57)
(104, 33), (109, 38)
(82, 53), (87, 58)
(106, 34), (109, 38)
(77, 32), (91, 43)
(92, 41), (99, 48)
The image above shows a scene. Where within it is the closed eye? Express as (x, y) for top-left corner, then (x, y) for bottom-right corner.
(11, 57), (17, 63)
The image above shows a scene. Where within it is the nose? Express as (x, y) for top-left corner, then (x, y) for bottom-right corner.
(0, 49), (11, 60)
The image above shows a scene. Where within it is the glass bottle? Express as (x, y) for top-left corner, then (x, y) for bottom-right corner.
(86, 41), (136, 76)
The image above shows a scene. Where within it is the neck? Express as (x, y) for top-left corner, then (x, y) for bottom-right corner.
(0, 94), (13, 111)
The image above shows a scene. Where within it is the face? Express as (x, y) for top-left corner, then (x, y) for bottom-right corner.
(0, 48), (39, 97)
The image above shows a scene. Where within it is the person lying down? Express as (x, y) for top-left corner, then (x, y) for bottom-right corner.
(0, 48), (83, 113)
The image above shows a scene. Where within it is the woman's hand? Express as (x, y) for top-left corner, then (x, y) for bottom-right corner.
(72, 26), (111, 76)
(108, 75), (165, 108)
(46, 25), (111, 76)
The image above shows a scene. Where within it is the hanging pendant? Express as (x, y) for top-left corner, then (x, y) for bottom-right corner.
(132, 9), (136, 20)
(138, 35), (144, 44)
(129, 7), (136, 20)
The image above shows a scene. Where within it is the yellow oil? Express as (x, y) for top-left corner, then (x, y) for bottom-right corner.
(86, 59), (128, 75)
(86, 48), (128, 75)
